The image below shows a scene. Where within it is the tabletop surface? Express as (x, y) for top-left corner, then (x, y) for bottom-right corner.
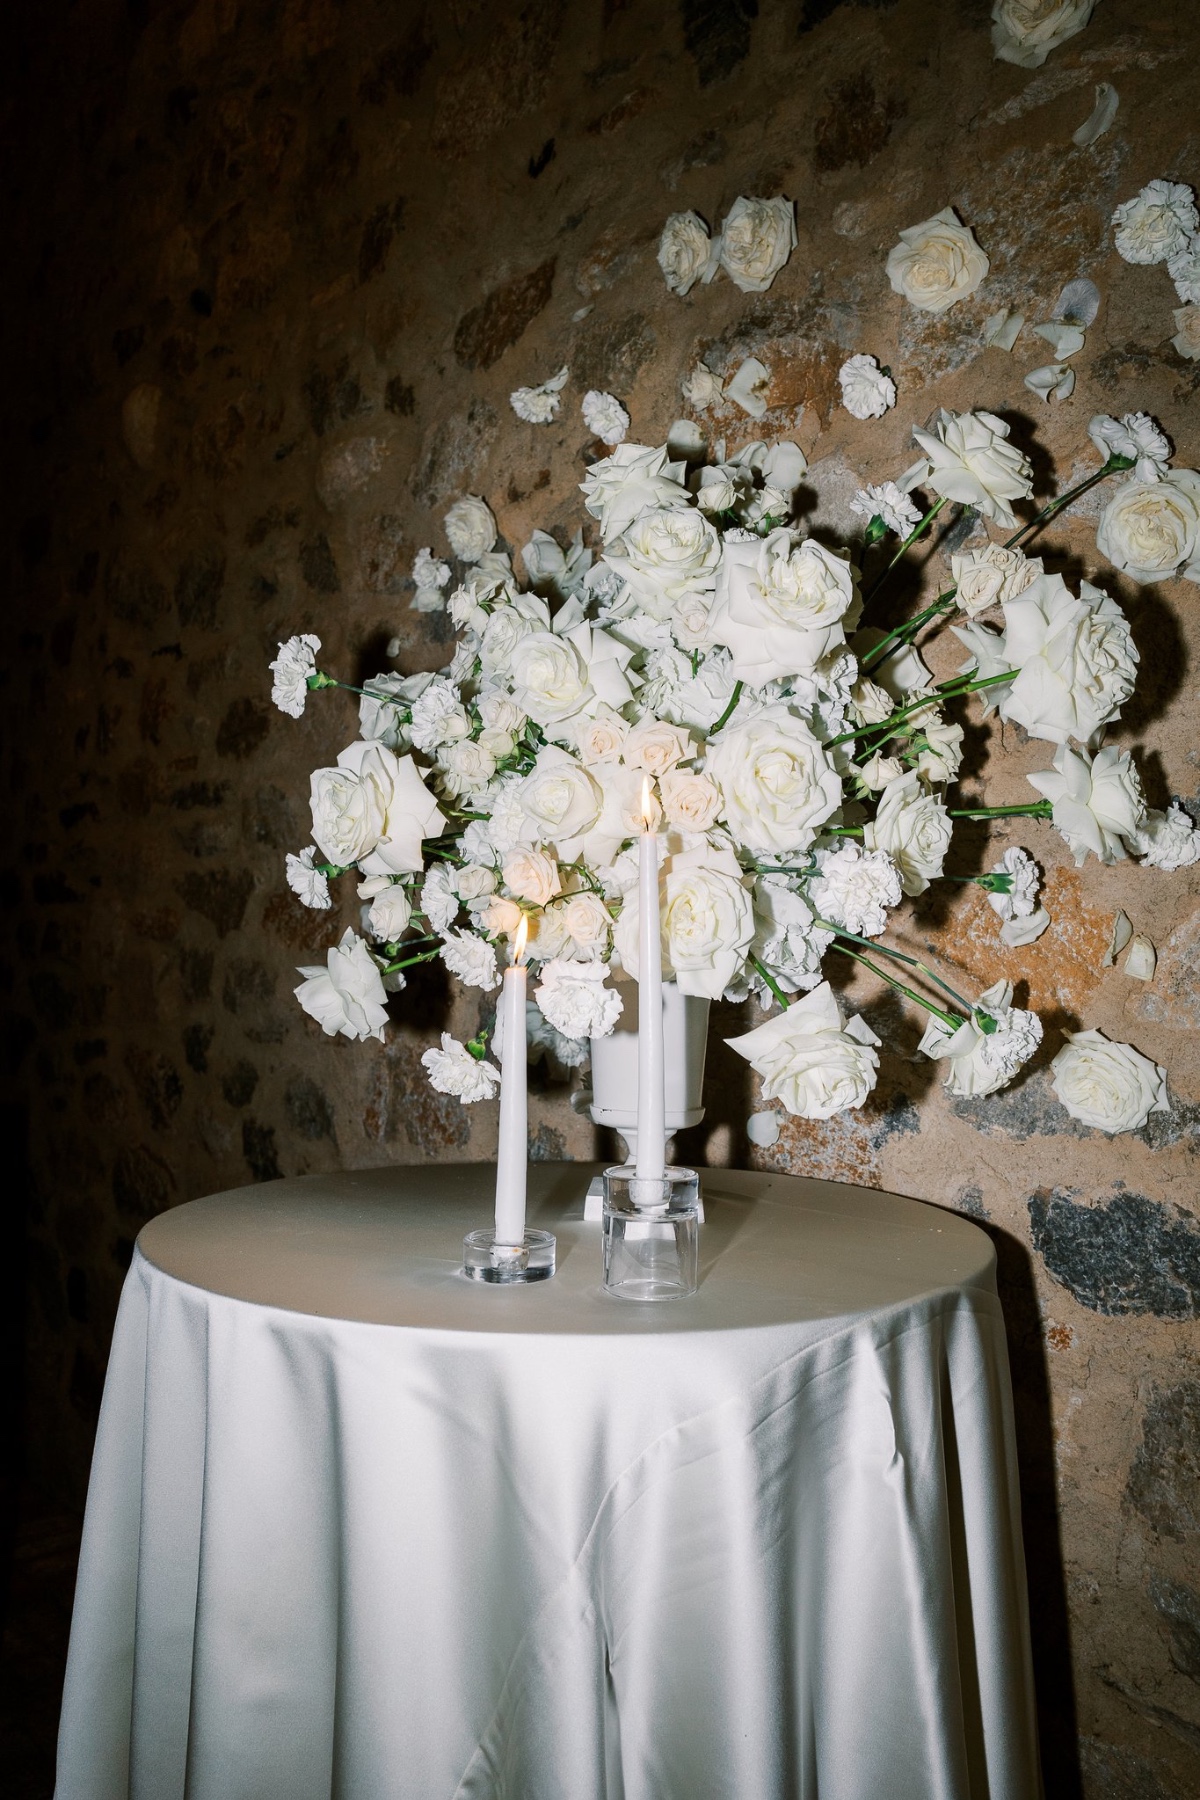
(136, 1163), (994, 1338)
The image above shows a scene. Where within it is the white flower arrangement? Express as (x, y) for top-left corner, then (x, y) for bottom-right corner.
(272, 387), (1195, 1136)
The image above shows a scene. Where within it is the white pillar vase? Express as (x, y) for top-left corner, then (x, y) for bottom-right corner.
(588, 981), (709, 1165)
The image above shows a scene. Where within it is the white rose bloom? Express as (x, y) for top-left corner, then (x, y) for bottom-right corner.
(556, 892), (613, 959)
(421, 1033), (501, 1103)
(658, 210), (712, 296)
(886, 208), (989, 314)
(726, 981), (880, 1119)
(1088, 412), (1172, 484)
(912, 410), (1033, 528)
(992, 573), (1138, 745)
(457, 864), (497, 904)
(693, 462), (754, 517)
(863, 772), (952, 896)
(624, 718), (692, 777)
(408, 678), (470, 753)
(707, 705), (844, 857)
(479, 592), (551, 679)
(521, 527), (591, 599)
(858, 752), (906, 791)
(1127, 803), (1200, 871)
(580, 443), (689, 542)
(444, 495), (497, 563)
(270, 633), (321, 718)
(310, 742), (446, 877)
(574, 708), (629, 766)
(413, 546), (451, 592)
(1112, 179), (1199, 266)
(1096, 469), (1200, 585)
(621, 842), (754, 1000)
(510, 365), (568, 424)
(913, 716), (965, 786)
(534, 959), (624, 1039)
(717, 196), (796, 293)
(1050, 1029), (1169, 1134)
(707, 530), (858, 685)
(437, 738), (497, 798)
(366, 885), (413, 942)
(286, 846), (331, 910)
(838, 354), (896, 421)
(481, 895), (523, 939)
(295, 928), (390, 1042)
(439, 929), (499, 991)
(951, 543), (1042, 616)
(602, 508), (721, 619)
(517, 746), (603, 859)
(660, 768), (722, 833)
(810, 843), (903, 938)
(582, 390), (630, 446)
(508, 631), (593, 729)
(1172, 305), (1200, 362)
(478, 694), (525, 738)
(1027, 741), (1145, 865)
(357, 673), (411, 750)
(918, 980), (1043, 1098)
(502, 849), (561, 907)
(421, 865), (460, 934)
(850, 482), (921, 538)
(991, 0), (1095, 67)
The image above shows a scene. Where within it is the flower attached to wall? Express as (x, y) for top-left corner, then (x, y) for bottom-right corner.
(839, 355), (896, 421)
(991, 0), (1096, 69)
(582, 390), (630, 445)
(657, 211), (712, 295)
(886, 207), (989, 313)
(510, 365), (569, 423)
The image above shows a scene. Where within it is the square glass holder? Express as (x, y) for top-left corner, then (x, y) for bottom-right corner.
(602, 1166), (700, 1302)
(462, 1228), (556, 1283)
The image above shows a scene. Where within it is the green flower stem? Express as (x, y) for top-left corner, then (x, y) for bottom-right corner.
(941, 872), (1015, 891)
(710, 681), (745, 736)
(1004, 453), (1135, 550)
(379, 948), (442, 975)
(948, 801), (1053, 820)
(864, 496), (948, 604)
(828, 941), (962, 1031)
(814, 921), (975, 1014)
(828, 670), (1017, 751)
(314, 860), (354, 878)
(750, 954), (791, 1011)
(860, 590), (958, 676)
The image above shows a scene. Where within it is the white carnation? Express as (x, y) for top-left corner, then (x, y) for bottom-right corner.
(1051, 1029), (1168, 1134)
(717, 196), (796, 293)
(408, 678), (469, 754)
(295, 928), (390, 1042)
(658, 211), (712, 296)
(886, 208), (989, 314)
(421, 865), (460, 934)
(851, 482), (921, 538)
(534, 959), (624, 1040)
(1112, 179), (1198, 266)
(1088, 412), (1172, 484)
(838, 354), (896, 421)
(1128, 803), (1200, 871)
(286, 846), (331, 910)
(726, 981), (880, 1119)
(439, 929), (499, 991)
(1171, 305), (1200, 363)
(421, 1033), (501, 1103)
(270, 633), (321, 718)
(987, 846), (1041, 919)
(510, 365), (568, 424)
(912, 409), (1033, 528)
(413, 546), (451, 591)
(748, 876), (831, 998)
(1168, 243), (1200, 306)
(582, 390), (630, 446)
(991, 0), (1095, 68)
(1027, 742), (1145, 866)
(444, 495), (497, 563)
(809, 844), (902, 938)
(918, 979), (1043, 1098)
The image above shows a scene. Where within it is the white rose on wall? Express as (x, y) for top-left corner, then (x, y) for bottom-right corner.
(444, 495), (497, 563)
(988, 573), (1139, 745)
(508, 630), (593, 728)
(623, 718), (692, 777)
(1095, 469), (1200, 584)
(517, 746), (603, 859)
(991, 0), (1096, 68)
(580, 443), (690, 542)
(918, 979), (1044, 1098)
(310, 742), (446, 876)
(602, 507), (722, 618)
(535, 959), (624, 1039)
(366, 885), (412, 942)
(1051, 1029), (1169, 1134)
(863, 772), (952, 896)
(659, 768), (721, 833)
(657, 210), (712, 296)
(838, 355), (896, 421)
(951, 544), (1042, 616)
(575, 707), (629, 765)
(717, 196), (796, 293)
(707, 705), (844, 857)
(1027, 742), (1146, 865)
(295, 929), (390, 1042)
(912, 410), (1033, 528)
(886, 208), (989, 314)
(1112, 179), (1199, 266)
(502, 849), (561, 907)
(707, 530), (858, 684)
(557, 891), (613, 958)
(726, 981), (880, 1119)
(1171, 305), (1200, 363)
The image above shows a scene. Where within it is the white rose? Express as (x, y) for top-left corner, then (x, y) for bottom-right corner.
(534, 959), (624, 1039)
(991, 0), (1095, 68)
(1027, 741), (1145, 865)
(717, 196), (796, 293)
(693, 463), (752, 516)
(1172, 305), (1200, 362)
(517, 746), (603, 858)
(951, 543), (1042, 616)
(809, 843), (902, 938)
(1088, 412), (1172, 484)
(509, 365), (568, 424)
(1095, 469), (1200, 585)
(1112, 179), (1199, 266)
(624, 718), (692, 777)
(422, 1033), (501, 1103)
(918, 979), (1044, 1098)
(659, 768), (721, 833)
(707, 704), (844, 857)
(508, 631), (593, 728)
(478, 593), (550, 679)
(481, 895), (523, 938)
(557, 892), (613, 958)
(1051, 1029), (1169, 1134)
(912, 410), (1033, 528)
(575, 707), (629, 766)
(295, 928), (390, 1042)
(707, 530), (858, 684)
(658, 210), (712, 296)
(286, 846), (331, 910)
(357, 673), (411, 749)
(886, 208), (989, 314)
(863, 772), (951, 896)
(524, 903), (570, 963)
(602, 507), (721, 619)
(912, 716), (965, 785)
(439, 929), (499, 991)
(582, 390), (630, 446)
(456, 864), (497, 903)
(366, 885), (413, 941)
(270, 633), (321, 718)
(838, 354), (896, 421)
(726, 981), (880, 1119)
(615, 842), (753, 1000)
(580, 443), (690, 542)
(858, 752), (906, 791)
(444, 495), (497, 562)
(503, 849), (561, 907)
(993, 573), (1138, 745)
(310, 742), (446, 876)
(438, 739), (497, 798)
(1128, 803), (1200, 871)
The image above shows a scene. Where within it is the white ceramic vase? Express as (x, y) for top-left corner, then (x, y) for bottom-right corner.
(588, 981), (710, 1164)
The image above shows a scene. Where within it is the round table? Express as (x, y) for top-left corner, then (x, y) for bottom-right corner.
(55, 1164), (1041, 1800)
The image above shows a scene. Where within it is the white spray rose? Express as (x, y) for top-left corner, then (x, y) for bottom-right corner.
(502, 849), (561, 907)
(517, 746), (603, 859)
(1088, 412), (1171, 484)
(295, 929), (390, 1042)
(951, 543), (1042, 616)
(1172, 305), (1200, 362)
(366, 885), (412, 942)
(444, 495), (497, 562)
(707, 530), (857, 684)
(809, 843), (902, 938)
(918, 980), (1043, 1098)
(580, 443), (690, 542)
(286, 846), (331, 910)
(534, 960), (624, 1039)
(863, 772), (951, 896)
(582, 390), (630, 446)
(1112, 179), (1198, 266)
(556, 892), (613, 959)
(659, 768), (722, 833)
(707, 705), (844, 857)
(310, 742), (446, 877)
(421, 1034), (501, 1103)
(439, 929), (499, 991)
(658, 210), (712, 296)
(602, 507), (721, 618)
(886, 208), (989, 314)
(991, 0), (1095, 68)
(575, 708), (629, 766)
(913, 716), (965, 785)
(838, 354), (896, 421)
(726, 981), (880, 1119)
(1095, 469), (1200, 585)
(911, 410), (1033, 528)
(1027, 742), (1145, 865)
(623, 718), (692, 777)
(717, 196), (796, 293)
(270, 634), (321, 718)
(1051, 1030), (1168, 1134)
(994, 573), (1138, 745)
(850, 482), (922, 538)
(510, 365), (568, 424)
(1127, 803), (1200, 871)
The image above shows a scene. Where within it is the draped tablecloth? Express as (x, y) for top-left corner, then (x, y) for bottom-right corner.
(56, 1162), (1041, 1800)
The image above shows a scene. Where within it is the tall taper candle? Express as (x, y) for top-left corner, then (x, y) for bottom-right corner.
(636, 779), (666, 1181)
(494, 916), (529, 1245)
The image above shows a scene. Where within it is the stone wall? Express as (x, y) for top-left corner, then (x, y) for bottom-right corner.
(2, 1), (1198, 1792)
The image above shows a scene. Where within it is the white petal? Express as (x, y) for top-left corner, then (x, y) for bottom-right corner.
(746, 1110), (780, 1146)
(1102, 909), (1132, 968)
(1052, 277), (1102, 326)
(1000, 906), (1051, 946)
(1034, 321), (1086, 358)
(1024, 362), (1075, 402)
(667, 418), (707, 458)
(1122, 934), (1156, 981)
(1072, 84), (1119, 149)
(724, 356), (771, 418)
(983, 308), (1024, 351)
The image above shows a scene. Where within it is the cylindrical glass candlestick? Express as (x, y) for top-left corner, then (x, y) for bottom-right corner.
(602, 1166), (700, 1302)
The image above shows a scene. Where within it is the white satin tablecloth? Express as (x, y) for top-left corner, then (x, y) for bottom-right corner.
(56, 1163), (1041, 1799)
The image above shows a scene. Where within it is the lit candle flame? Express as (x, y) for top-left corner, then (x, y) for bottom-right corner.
(514, 913), (529, 965)
(641, 775), (655, 831)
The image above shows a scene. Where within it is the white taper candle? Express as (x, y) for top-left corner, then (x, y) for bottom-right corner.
(635, 779), (666, 1181)
(494, 917), (529, 1245)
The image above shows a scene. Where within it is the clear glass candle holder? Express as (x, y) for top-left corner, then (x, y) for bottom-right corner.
(462, 1227), (556, 1283)
(602, 1166), (700, 1302)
